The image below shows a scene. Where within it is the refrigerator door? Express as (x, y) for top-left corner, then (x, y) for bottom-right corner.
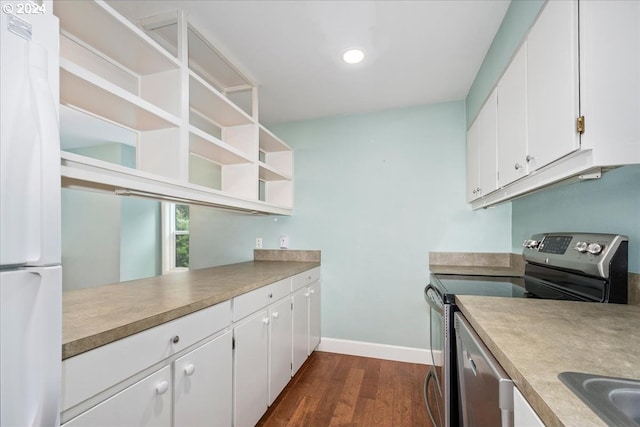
(0, 7), (60, 267)
(0, 266), (62, 427)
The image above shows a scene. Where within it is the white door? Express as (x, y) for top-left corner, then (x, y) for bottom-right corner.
(1, 267), (61, 427)
(526, 0), (580, 170)
(233, 311), (269, 427)
(291, 290), (309, 375)
(62, 366), (172, 427)
(497, 44), (528, 186)
(269, 298), (293, 405)
(0, 8), (60, 267)
(308, 283), (321, 354)
(174, 331), (232, 427)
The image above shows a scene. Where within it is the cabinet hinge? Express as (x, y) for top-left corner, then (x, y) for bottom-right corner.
(576, 116), (585, 134)
(232, 336), (235, 350)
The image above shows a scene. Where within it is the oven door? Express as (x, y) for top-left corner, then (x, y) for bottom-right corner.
(424, 285), (445, 427)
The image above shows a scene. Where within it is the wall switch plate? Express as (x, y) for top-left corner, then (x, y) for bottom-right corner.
(256, 237), (263, 249)
(279, 235), (289, 249)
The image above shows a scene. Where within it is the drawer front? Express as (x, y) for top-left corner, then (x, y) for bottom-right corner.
(291, 267), (320, 292)
(61, 301), (231, 411)
(233, 278), (290, 322)
(62, 366), (172, 427)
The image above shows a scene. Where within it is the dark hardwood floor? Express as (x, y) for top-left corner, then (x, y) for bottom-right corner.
(256, 351), (433, 427)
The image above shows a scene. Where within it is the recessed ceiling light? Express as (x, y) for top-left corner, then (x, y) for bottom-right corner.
(342, 48), (365, 64)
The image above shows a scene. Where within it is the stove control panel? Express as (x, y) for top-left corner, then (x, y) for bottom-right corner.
(523, 232), (628, 279)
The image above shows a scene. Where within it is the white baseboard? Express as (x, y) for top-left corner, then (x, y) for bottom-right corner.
(317, 337), (435, 365)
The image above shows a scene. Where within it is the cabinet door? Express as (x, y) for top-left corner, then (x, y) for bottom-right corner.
(308, 282), (321, 354)
(527, 0), (579, 170)
(467, 90), (498, 201)
(291, 289), (309, 375)
(513, 387), (545, 427)
(269, 298), (293, 405)
(497, 44), (528, 186)
(174, 332), (232, 427)
(233, 311), (269, 427)
(62, 367), (172, 427)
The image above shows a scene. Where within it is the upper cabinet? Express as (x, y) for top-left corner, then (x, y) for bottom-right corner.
(467, 90), (498, 202)
(54, 1), (293, 215)
(469, 0), (640, 209)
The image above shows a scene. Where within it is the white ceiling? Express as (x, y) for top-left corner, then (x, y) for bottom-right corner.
(108, 0), (510, 125)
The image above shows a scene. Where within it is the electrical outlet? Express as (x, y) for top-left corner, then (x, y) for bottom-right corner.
(256, 237), (263, 249)
(279, 235), (289, 249)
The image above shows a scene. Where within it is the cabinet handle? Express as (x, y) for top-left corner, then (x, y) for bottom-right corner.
(267, 293), (273, 299)
(184, 363), (195, 376)
(526, 155), (535, 163)
(272, 311), (279, 319)
(262, 317), (270, 325)
(309, 289), (315, 295)
(514, 163), (522, 170)
(304, 291), (310, 297)
(156, 381), (169, 395)
(171, 335), (180, 344)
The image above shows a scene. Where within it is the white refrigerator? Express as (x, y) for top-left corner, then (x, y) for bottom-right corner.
(0, 1), (61, 426)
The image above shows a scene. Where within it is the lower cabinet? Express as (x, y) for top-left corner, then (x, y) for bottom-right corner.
(292, 278), (322, 375)
(174, 331), (232, 427)
(514, 387), (545, 427)
(63, 366), (173, 427)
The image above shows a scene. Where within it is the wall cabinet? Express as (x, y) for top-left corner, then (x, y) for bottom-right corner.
(466, 89), (498, 202)
(54, 1), (293, 215)
(469, 0), (639, 209)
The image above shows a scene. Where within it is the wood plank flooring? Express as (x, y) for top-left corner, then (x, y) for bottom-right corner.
(256, 351), (433, 427)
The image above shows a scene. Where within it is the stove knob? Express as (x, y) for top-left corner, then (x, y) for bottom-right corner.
(574, 241), (588, 253)
(587, 243), (603, 255)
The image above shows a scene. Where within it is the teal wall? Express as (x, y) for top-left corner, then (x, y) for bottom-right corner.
(465, 0), (544, 126)
(512, 166), (640, 273)
(191, 101), (512, 349)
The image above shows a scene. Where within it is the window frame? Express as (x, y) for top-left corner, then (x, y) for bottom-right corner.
(162, 202), (189, 274)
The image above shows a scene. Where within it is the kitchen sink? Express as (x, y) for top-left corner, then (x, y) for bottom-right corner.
(558, 372), (640, 427)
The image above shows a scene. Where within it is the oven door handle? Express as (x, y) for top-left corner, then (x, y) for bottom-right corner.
(424, 284), (444, 314)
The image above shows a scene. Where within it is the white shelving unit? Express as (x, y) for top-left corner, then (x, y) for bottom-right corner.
(54, 0), (293, 214)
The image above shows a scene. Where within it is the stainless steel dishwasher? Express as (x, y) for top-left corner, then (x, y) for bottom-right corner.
(454, 313), (514, 427)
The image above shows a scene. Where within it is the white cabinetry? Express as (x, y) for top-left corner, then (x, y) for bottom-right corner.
(469, 0), (640, 209)
(497, 44), (528, 186)
(466, 89), (498, 202)
(525, 0), (580, 171)
(174, 332), (232, 427)
(62, 366), (172, 427)
(513, 387), (545, 427)
(232, 278), (293, 427)
(53, 1), (293, 215)
(61, 302), (232, 426)
(291, 267), (322, 375)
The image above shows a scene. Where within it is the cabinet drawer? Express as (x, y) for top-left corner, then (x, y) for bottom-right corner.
(291, 267), (320, 292)
(233, 278), (290, 321)
(62, 366), (172, 427)
(61, 301), (231, 412)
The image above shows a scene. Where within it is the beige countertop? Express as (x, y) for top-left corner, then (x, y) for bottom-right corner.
(429, 252), (525, 277)
(63, 259), (320, 360)
(456, 295), (640, 427)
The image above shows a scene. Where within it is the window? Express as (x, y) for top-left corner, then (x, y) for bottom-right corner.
(163, 203), (189, 273)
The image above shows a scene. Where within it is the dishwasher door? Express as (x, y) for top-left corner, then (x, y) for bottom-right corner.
(454, 313), (513, 427)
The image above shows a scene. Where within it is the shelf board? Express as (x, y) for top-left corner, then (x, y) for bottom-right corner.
(259, 162), (292, 182)
(259, 125), (291, 152)
(60, 59), (181, 131)
(189, 126), (253, 165)
(54, 0), (179, 75)
(61, 152), (292, 215)
(189, 71), (253, 128)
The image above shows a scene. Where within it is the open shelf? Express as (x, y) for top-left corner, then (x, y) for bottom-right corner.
(60, 60), (180, 131)
(259, 162), (292, 182)
(189, 72), (253, 128)
(189, 126), (253, 165)
(259, 125), (291, 153)
(54, 0), (179, 75)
